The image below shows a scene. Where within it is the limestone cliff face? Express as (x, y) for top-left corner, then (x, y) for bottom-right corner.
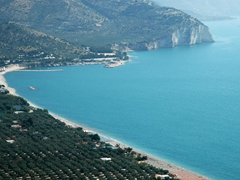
(171, 24), (214, 46)
(116, 24), (214, 51)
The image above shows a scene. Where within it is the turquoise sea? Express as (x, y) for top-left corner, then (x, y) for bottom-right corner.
(5, 18), (240, 180)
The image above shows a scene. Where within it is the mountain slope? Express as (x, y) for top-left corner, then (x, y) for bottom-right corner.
(0, 22), (85, 60)
(0, 0), (214, 50)
(153, 0), (240, 20)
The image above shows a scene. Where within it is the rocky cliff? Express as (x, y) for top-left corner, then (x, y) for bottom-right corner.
(172, 24), (214, 46)
(114, 23), (214, 51)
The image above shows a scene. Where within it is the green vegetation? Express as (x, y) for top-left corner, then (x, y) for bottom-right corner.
(0, 22), (86, 60)
(0, 0), (213, 48)
(0, 23), (76, 67)
(0, 1), (213, 178)
(0, 92), (177, 179)
(0, 22), (128, 68)
(0, 85), (9, 94)
(0, 0), (214, 67)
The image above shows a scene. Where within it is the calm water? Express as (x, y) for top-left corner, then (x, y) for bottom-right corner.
(5, 19), (240, 180)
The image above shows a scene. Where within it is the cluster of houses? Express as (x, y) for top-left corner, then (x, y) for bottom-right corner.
(10, 120), (28, 132)
(6, 120), (28, 144)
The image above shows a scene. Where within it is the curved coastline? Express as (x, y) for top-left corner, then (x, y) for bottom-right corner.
(0, 65), (210, 180)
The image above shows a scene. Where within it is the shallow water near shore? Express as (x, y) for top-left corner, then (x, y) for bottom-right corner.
(5, 18), (240, 180)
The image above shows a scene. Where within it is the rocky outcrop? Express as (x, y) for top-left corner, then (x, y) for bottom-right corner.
(172, 24), (214, 46)
(115, 23), (214, 51)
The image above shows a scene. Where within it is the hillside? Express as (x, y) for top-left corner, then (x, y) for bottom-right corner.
(0, 22), (85, 60)
(153, 0), (240, 20)
(0, 22), (129, 68)
(0, 0), (214, 50)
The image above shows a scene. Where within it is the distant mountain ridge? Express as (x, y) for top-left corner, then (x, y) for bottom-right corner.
(0, 0), (214, 51)
(153, 0), (240, 20)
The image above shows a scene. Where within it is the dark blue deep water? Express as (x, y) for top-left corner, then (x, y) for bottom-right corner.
(5, 19), (240, 180)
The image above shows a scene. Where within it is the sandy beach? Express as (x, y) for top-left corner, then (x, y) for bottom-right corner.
(0, 64), (210, 180)
(0, 64), (26, 95)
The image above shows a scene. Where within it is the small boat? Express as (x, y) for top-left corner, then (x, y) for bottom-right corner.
(29, 86), (36, 90)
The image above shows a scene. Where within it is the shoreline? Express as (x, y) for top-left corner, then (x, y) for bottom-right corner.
(0, 65), (210, 180)
(0, 64), (26, 96)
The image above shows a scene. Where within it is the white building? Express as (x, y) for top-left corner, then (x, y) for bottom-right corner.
(6, 140), (15, 143)
(0, 67), (5, 72)
(155, 174), (171, 179)
(100, 158), (111, 161)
